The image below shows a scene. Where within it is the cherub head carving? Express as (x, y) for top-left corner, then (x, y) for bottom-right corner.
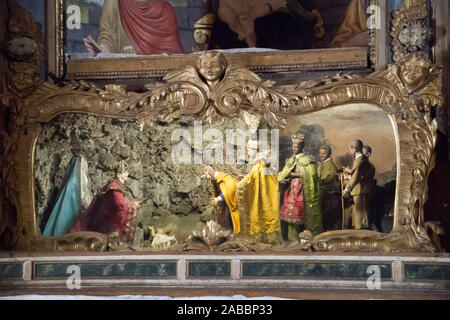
(399, 54), (432, 93)
(196, 51), (228, 88)
(8, 62), (40, 92)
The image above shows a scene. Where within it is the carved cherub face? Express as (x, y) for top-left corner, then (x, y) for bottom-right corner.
(8, 65), (38, 92)
(400, 59), (429, 89)
(196, 52), (227, 85)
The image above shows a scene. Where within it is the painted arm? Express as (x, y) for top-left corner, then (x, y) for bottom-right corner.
(96, 0), (118, 53)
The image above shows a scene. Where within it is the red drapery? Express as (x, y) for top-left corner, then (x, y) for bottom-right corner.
(118, 0), (184, 55)
(279, 176), (305, 225)
(71, 181), (136, 241)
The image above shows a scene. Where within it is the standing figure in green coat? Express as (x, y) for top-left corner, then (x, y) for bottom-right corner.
(278, 134), (322, 241)
(317, 145), (341, 231)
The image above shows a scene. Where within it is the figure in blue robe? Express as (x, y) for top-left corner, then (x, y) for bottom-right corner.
(43, 156), (92, 237)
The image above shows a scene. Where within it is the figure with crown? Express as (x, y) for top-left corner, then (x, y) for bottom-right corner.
(278, 134), (322, 241)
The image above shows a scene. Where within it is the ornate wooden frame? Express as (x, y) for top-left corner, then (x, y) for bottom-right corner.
(46, 0), (388, 80)
(0, 0), (444, 253)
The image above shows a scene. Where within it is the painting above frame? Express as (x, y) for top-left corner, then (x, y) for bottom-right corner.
(47, 0), (389, 80)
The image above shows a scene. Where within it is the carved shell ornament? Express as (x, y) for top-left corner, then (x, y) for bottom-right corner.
(138, 51), (291, 130)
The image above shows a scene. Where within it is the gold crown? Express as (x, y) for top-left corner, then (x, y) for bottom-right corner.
(291, 134), (304, 144)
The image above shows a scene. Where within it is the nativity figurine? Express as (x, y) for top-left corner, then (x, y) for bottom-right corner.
(71, 161), (140, 243)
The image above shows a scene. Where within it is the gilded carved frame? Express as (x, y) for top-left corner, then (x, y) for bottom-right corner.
(46, 0), (388, 80)
(0, 0), (444, 253)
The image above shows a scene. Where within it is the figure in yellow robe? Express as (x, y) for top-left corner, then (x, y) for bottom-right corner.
(204, 153), (281, 245)
(212, 171), (240, 234)
(236, 160), (281, 244)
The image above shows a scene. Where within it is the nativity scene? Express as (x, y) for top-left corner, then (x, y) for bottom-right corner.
(28, 50), (435, 253)
(0, 0), (449, 299)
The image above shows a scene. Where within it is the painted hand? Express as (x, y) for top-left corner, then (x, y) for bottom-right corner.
(342, 190), (350, 199)
(342, 166), (352, 174)
(130, 200), (141, 209)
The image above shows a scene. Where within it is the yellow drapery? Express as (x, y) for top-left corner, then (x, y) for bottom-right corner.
(236, 161), (281, 244)
(215, 172), (240, 234)
(97, 0), (134, 53)
(330, 0), (368, 48)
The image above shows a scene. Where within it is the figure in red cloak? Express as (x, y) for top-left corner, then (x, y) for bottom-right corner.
(84, 0), (184, 55)
(71, 166), (140, 242)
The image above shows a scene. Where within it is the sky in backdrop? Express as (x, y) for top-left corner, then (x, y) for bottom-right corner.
(281, 103), (396, 175)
